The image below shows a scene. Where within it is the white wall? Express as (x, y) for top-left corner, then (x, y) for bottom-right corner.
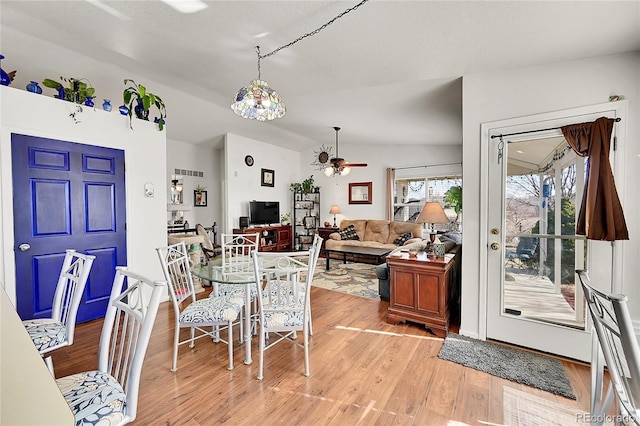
(166, 139), (221, 228)
(224, 133), (301, 233)
(299, 143), (462, 226)
(0, 86), (167, 303)
(461, 53), (640, 338)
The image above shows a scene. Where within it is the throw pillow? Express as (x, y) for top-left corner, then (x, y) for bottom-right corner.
(393, 232), (413, 245)
(338, 224), (360, 240)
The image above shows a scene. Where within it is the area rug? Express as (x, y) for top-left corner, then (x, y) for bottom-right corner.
(503, 387), (588, 425)
(438, 333), (576, 399)
(312, 262), (379, 300)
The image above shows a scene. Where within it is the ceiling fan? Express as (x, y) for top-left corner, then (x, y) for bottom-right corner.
(324, 126), (367, 176)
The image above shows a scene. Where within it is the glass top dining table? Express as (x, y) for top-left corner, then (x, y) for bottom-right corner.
(191, 254), (311, 365)
(192, 258), (256, 365)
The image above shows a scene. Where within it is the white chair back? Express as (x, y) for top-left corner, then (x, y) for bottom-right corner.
(221, 233), (259, 274)
(99, 267), (165, 423)
(52, 249), (96, 346)
(157, 242), (197, 308)
(577, 269), (640, 424)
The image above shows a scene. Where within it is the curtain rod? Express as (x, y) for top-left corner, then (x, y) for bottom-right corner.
(393, 162), (461, 171)
(490, 117), (621, 139)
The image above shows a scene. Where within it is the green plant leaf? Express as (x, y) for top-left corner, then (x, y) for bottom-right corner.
(42, 79), (62, 89)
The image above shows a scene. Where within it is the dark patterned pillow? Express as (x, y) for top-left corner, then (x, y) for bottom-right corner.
(338, 224), (359, 240)
(394, 232), (413, 245)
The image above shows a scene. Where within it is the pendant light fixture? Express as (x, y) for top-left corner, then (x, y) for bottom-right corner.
(230, 0), (370, 122)
(231, 46), (286, 121)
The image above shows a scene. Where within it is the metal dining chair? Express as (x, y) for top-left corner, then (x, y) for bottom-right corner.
(577, 269), (640, 425)
(213, 233), (260, 339)
(22, 249), (95, 375)
(252, 246), (318, 380)
(56, 267), (165, 425)
(157, 242), (244, 371)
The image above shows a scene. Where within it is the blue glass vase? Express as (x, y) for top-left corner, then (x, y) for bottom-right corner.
(102, 99), (112, 112)
(26, 81), (43, 94)
(119, 105), (129, 115)
(84, 96), (94, 107)
(0, 54), (11, 86)
(134, 99), (149, 121)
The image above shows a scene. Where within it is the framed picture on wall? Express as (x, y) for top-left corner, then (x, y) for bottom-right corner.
(194, 190), (207, 207)
(261, 168), (275, 187)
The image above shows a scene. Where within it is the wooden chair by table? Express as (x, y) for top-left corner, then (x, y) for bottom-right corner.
(577, 270), (640, 425)
(157, 242), (243, 371)
(252, 246), (318, 380)
(56, 267), (165, 426)
(22, 249), (95, 375)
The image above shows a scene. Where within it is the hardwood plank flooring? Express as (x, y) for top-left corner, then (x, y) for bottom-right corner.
(50, 286), (591, 425)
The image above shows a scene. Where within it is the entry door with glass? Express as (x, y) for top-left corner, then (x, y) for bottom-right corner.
(487, 130), (592, 361)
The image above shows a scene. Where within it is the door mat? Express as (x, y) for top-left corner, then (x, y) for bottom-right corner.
(438, 333), (576, 399)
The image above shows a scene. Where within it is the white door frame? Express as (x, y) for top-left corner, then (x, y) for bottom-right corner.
(478, 101), (628, 350)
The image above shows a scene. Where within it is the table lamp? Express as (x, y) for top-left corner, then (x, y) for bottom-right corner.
(416, 201), (448, 242)
(329, 205), (341, 228)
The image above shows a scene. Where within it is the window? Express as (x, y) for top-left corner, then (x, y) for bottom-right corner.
(393, 175), (461, 231)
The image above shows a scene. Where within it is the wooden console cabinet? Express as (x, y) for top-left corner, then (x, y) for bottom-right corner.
(233, 225), (292, 252)
(387, 251), (456, 337)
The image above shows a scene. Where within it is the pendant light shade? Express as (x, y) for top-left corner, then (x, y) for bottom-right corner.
(231, 79), (286, 121)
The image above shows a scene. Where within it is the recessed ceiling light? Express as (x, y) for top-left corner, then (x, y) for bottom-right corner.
(516, 150), (524, 154)
(160, 0), (208, 14)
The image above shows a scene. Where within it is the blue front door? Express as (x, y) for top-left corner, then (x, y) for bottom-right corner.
(12, 134), (127, 322)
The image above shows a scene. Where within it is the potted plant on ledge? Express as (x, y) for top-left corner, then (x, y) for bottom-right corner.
(123, 79), (167, 130)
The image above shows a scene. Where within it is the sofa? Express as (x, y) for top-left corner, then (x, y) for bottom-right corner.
(326, 219), (422, 251)
(375, 231), (462, 309)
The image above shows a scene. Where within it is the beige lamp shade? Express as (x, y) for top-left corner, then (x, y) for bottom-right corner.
(416, 202), (448, 224)
(329, 205), (341, 227)
(417, 202), (449, 242)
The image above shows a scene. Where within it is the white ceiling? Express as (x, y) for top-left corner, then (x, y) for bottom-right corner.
(1, 1), (638, 151)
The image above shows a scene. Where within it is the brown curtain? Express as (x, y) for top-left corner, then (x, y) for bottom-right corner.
(561, 117), (628, 241)
(385, 168), (395, 221)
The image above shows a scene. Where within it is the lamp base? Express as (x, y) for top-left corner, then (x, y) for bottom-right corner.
(333, 216), (337, 227)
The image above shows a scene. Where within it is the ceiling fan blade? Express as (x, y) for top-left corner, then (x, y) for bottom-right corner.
(331, 158), (345, 165)
(343, 162), (367, 167)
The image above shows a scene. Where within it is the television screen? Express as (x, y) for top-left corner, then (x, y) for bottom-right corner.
(249, 201), (280, 225)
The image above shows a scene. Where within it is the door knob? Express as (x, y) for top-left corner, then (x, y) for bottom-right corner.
(490, 242), (500, 251)
(18, 243), (31, 251)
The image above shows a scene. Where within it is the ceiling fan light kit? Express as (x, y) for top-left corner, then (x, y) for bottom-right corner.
(324, 126), (367, 177)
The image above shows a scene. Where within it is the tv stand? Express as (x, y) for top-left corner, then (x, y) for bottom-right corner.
(233, 224), (291, 252)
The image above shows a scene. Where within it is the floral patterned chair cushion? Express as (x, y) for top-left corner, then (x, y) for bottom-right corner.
(23, 319), (67, 352)
(179, 297), (242, 323)
(56, 370), (126, 426)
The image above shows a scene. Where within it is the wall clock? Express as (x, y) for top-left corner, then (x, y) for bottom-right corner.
(244, 155), (254, 166)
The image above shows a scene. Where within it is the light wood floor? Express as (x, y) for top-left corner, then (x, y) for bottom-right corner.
(51, 286), (592, 425)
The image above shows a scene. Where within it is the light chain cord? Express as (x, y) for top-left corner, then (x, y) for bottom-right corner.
(257, 0), (370, 63)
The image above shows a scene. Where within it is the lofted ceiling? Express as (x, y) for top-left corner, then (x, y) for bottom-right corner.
(1, 1), (638, 151)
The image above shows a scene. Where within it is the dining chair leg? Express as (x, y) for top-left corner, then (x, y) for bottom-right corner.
(227, 320), (234, 371)
(257, 328), (265, 381)
(171, 327), (180, 372)
(303, 326), (310, 377)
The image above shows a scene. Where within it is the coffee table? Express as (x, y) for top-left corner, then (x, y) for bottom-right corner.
(325, 245), (392, 271)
